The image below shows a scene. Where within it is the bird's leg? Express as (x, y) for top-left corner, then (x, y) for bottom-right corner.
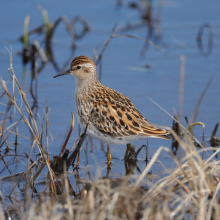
(76, 148), (81, 167)
(124, 143), (132, 160)
(106, 166), (111, 178)
(107, 145), (111, 168)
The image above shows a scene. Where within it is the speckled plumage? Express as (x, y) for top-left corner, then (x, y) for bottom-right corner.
(57, 55), (170, 145)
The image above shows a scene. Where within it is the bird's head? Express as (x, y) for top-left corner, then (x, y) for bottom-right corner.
(54, 55), (97, 80)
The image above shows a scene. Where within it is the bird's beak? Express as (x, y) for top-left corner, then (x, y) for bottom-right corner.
(53, 69), (71, 78)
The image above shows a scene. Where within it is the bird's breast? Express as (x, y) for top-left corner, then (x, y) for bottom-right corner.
(75, 95), (93, 128)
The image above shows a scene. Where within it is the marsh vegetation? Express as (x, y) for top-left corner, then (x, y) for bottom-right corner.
(0, 1), (220, 219)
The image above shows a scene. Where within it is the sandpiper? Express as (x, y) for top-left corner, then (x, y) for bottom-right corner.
(54, 55), (170, 167)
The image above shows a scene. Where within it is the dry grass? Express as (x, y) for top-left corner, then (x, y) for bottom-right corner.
(0, 53), (220, 220)
(1, 144), (220, 220)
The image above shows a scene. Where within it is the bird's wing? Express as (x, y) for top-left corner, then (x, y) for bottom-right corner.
(89, 99), (170, 139)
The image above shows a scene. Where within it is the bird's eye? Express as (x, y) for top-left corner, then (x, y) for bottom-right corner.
(77, 66), (81, 70)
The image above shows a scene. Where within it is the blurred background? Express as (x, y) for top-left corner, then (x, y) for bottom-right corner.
(0, 0), (220, 179)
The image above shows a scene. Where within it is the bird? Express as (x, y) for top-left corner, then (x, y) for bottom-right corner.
(54, 55), (171, 167)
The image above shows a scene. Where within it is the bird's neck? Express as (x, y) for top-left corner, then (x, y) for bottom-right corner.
(75, 74), (100, 97)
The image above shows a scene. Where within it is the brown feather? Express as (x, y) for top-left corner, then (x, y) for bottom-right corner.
(71, 55), (95, 67)
(89, 87), (171, 139)
(71, 55), (171, 142)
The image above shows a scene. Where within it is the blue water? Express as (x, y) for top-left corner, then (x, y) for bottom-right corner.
(0, 0), (220, 196)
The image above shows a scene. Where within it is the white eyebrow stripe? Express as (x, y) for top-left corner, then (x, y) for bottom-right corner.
(81, 63), (95, 68)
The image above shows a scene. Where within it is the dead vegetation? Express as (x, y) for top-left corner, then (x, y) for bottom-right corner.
(0, 3), (219, 220)
(0, 49), (220, 220)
